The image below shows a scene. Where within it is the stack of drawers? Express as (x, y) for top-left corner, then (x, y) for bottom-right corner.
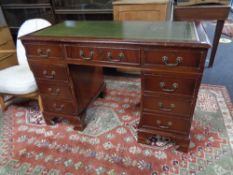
(138, 46), (207, 152)
(24, 41), (105, 130)
(0, 26), (17, 70)
(25, 42), (84, 129)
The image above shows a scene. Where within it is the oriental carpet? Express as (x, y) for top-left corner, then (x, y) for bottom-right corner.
(222, 19), (233, 38)
(0, 76), (233, 175)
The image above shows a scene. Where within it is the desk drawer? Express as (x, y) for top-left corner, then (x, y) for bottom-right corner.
(65, 45), (140, 65)
(37, 80), (73, 100)
(143, 73), (200, 96)
(143, 94), (193, 117)
(0, 52), (17, 70)
(140, 112), (190, 134)
(42, 97), (76, 115)
(142, 48), (204, 71)
(25, 43), (64, 59)
(100, 47), (140, 65)
(0, 40), (15, 50)
(29, 61), (69, 81)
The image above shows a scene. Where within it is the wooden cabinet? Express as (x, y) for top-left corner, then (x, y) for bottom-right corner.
(21, 21), (210, 152)
(0, 0), (113, 37)
(24, 41), (105, 130)
(113, 0), (172, 21)
(0, 1), (55, 37)
(0, 26), (17, 70)
(52, 0), (113, 22)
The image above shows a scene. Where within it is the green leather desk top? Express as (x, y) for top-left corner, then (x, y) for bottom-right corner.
(33, 21), (198, 42)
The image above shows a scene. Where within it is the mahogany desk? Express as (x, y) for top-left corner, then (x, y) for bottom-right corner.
(21, 21), (210, 152)
(174, 4), (230, 67)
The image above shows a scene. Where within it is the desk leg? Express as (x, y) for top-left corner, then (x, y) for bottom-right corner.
(208, 20), (225, 67)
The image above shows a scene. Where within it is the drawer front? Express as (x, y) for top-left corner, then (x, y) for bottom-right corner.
(143, 94), (193, 117)
(142, 48), (204, 71)
(143, 73), (199, 96)
(29, 61), (69, 81)
(0, 52), (18, 70)
(25, 43), (64, 59)
(100, 47), (140, 65)
(0, 40), (15, 50)
(65, 45), (140, 65)
(37, 80), (73, 100)
(140, 112), (190, 134)
(114, 4), (167, 21)
(0, 27), (12, 44)
(42, 97), (76, 115)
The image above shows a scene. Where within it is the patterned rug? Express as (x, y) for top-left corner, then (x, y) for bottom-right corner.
(0, 76), (233, 175)
(222, 19), (233, 38)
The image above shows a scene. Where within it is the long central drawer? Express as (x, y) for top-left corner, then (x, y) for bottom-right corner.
(65, 45), (140, 65)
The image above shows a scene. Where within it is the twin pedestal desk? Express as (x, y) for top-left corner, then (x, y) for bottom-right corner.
(21, 21), (210, 152)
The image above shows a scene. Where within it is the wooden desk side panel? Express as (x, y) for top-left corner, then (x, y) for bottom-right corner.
(68, 65), (105, 114)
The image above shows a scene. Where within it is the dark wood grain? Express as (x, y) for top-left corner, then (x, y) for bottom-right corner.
(139, 112), (190, 134)
(68, 65), (105, 114)
(24, 42), (64, 59)
(37, 80), (73, 100)
(143, 94), (193, 117)
(142, 72), (201, 97)
(65, 44), (141, 65)
(174, 5), (230, 20)
(29, 61), (69, 82)
(142, 47), (206, 72)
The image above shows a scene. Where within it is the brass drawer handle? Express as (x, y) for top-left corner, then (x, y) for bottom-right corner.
(156, 120), (172, 129)
(48, 88), (60, 95)
(107, 52), (125, 62)
(37, 48), (51, 58)
(80, 50), (94, 60)
(52, 103), (64, 111)
(160, 82), (178, 92)
(0, 40), (8, 47)
(0, 53), (14, 61)
(162, 56), (182, 67)
(43, 70), (56, 79)
(158, 102), (175, 112)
